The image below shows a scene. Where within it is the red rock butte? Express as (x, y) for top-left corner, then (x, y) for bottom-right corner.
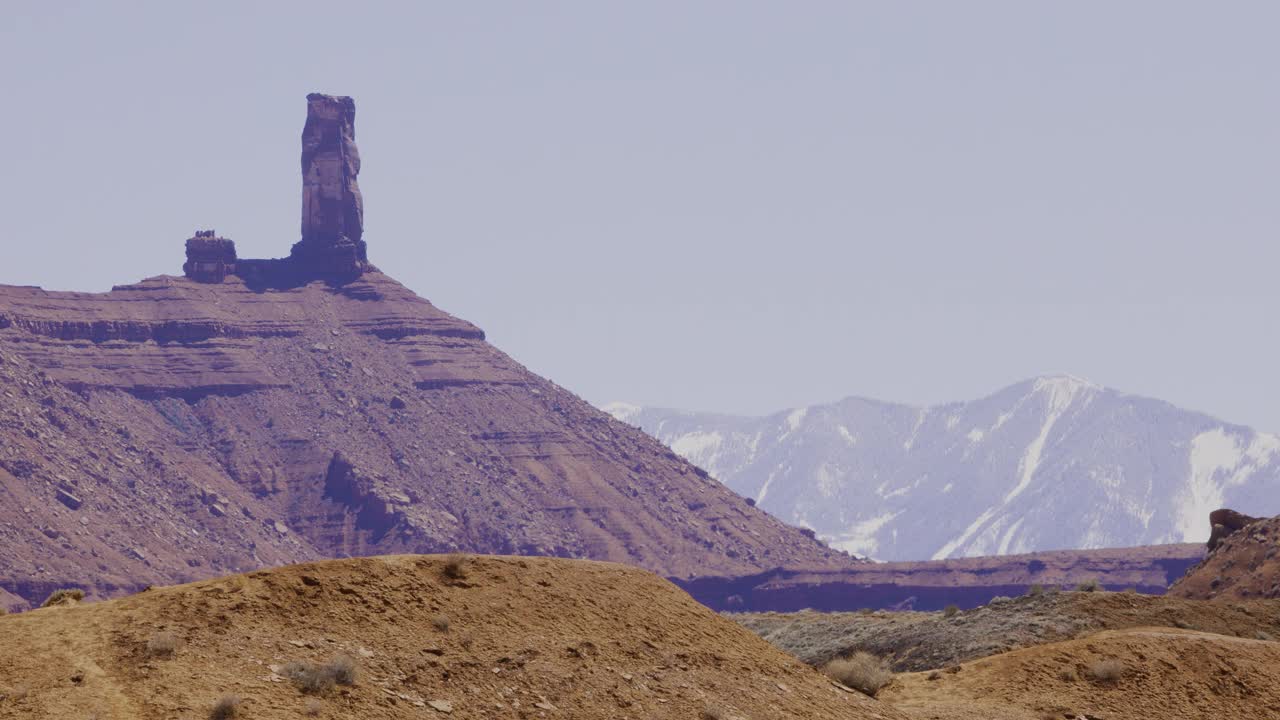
(0, 93), (844, 609)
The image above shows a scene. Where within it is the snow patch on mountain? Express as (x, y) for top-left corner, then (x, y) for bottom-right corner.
(607, 376), (1280, 561)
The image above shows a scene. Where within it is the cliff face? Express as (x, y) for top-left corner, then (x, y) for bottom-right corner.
(0, 93), (844, 609)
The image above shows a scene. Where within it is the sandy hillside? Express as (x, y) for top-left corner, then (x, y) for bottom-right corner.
(0, 555), (903, 720)
(882, 626), (1280, 720)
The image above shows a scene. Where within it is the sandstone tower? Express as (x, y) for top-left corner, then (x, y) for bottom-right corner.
(289, 93), (367, 278)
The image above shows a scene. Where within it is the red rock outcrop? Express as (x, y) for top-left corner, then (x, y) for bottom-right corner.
(1206, 507), (1261, 551)
(1169, 509), (1279, 599)
(0, 93), (846, 609)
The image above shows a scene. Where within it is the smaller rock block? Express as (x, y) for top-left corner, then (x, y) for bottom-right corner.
(183, 231), (237, 283)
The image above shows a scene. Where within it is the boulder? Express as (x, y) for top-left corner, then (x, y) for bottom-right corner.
(1207, 508), (1262, 551)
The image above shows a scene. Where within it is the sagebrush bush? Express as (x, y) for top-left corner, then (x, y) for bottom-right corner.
(326, 654), (357, 686)
(432, 614), (451, 632)
(304, 698), (323, 716)
(147, 631), (179, 658)
(209, 694), (241, 720)
(1027, 584), (1045, 597)
(1086, 659), (1124, 683)
(284, 655), (358, 694)
(823, 651), (893, 697)
(942, 604), (960, 618)
(442, 554), (467, 580)
(1075, 578), (1101, 592)
(41, 588), (84, 607)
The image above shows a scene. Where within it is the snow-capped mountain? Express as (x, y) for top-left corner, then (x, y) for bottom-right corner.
(604, 376), (1280, 561)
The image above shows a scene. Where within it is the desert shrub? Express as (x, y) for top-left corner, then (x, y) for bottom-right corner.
(823, 651), (893, 697)
(1075, 578), (1101, 592)
(147, 631), (179, 658)
(284, 655), (358, 694)
(942, 604), (960, 618)
(41, 588), (84, 607)
(432, 614), (451, 632)
(1256, 630), (1273, 641)
(1057, 667), (1076, 682)
(989, 595), (1011, 605)
(304, 698), (323, 716)
(210, 694), (241, 720)
(1026, 584), (1045, 597)
(1086, 659), (1124, 683)
(442, 554), (467, 580)
(284, 660), (334, 694)
(459, 632), (474, 650)
(326, 654), (357, 686)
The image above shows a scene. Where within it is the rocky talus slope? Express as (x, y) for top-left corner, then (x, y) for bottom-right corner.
(0, 270), (840, 608)
(0, 555), (905, 720)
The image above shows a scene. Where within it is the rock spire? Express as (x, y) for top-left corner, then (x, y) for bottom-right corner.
(290, 93), (367, 278)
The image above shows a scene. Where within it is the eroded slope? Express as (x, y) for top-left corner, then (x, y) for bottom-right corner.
(0, 555), (903, 720)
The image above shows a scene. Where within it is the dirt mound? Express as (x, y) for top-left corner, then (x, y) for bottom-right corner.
(1170, 514), (1280, 600)
(735, 589), (1280, 672)
(0, 555), (903, 720)
(882, 627), (1280, 719)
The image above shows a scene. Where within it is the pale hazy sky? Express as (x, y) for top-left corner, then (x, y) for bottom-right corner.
(4, 2), (1279, 429)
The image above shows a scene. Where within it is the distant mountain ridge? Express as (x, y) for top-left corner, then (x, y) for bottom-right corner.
(605, 375), (1280, 561)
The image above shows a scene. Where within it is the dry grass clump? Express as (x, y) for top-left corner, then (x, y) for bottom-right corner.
(942, 604), (960, 618)
(41, 588), (84, 607)
(304, 698), (324, 716)
(1026, 584), (1045, 597)
(210, 694), (241, 719)
(1086, 659), (1124, 684)
(441, 554), (468, 580)
(431, 614), (451, 632)
(284, 654), (358, 694)
(147, 630), (179, 658)
(822, 651), (893, 697)
(1075, 578), (1101, 592)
